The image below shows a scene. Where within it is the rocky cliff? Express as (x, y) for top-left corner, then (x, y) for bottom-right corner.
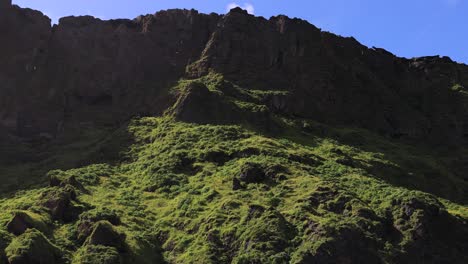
(0, 2), (467, 264)
(0, 1), (221, 138)
(1, 2), (468, 145)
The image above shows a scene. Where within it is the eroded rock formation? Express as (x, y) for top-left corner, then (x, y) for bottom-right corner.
(1, 2), (467, 146)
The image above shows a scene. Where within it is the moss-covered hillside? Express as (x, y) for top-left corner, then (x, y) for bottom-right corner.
(0, 74), (467, 264)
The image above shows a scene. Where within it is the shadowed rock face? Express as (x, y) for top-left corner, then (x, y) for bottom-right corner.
(0, 3), (220, 138)
(188, 8), (468, 145)
(0, 2), (53, 137)
(1, 2), (468, 145)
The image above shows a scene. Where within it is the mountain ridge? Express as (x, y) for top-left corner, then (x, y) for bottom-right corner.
(1, 2), (468, 146)
(0, 1), (467, 263)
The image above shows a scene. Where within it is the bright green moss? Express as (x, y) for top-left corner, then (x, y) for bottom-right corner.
(0, 230), (12, 262)
(48, 164), (114, 186)
(6, 210), (51, 235)
(72, 245), (122, 264)
(451, 84), (465, 92)
(5, 229), (62, 264)
(0, 75), (467, 263)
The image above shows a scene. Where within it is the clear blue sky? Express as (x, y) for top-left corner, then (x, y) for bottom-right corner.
(13, 0), (468, 64)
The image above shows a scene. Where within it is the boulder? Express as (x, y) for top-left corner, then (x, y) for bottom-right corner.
(41, 187), (83, 222)
(238, 162), (266, 184)
(76, 209), (121, 243)
(48, 174), (84, 190)
(42, 189), (73, 221)
(5, 229), (62, 264)
(85, 221), (126, 251)
(6, 211), (49, 236)
(6, 214), (31, 237)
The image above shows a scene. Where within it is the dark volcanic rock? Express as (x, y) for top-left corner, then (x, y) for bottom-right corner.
(1, 5), (467, 146)
(0, 7), (220, 138)
(232, 163), (272, 189)
(188, 9), (468, 145)
(6, 211), (48, 236)
(0, 3), (52, 138)
(0, 0), (11, 10)
(388, 197), (468, 263)
(48, 174), (85, 191)
(6, 213), (31, 236)
(76, 209), (121, 243)
(238, 162), (267, 184)
(41, 187), (84, 222)
(85, 221), (126, 251)
(172, 82), (237, 124)
(1, 4), (468, 264)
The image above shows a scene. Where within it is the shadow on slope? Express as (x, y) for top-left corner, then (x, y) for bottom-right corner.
(283, 119), (468, 205)
(0, 122), (134, 198)
(170, 72), (467, 205)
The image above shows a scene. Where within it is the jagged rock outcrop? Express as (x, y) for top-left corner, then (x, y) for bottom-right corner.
(76, 209), (121, 243)
(0, 3), (220, 139)
(189, 8), (468, 144)
(85, 221), (126, 251)
(172, 82), (237, 124)
(0, 2), (467, 146)
(6, 211), (49, 236)
(41, 186), (84, 222)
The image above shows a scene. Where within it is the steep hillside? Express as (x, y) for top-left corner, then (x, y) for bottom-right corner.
(0, 1), (467, 263)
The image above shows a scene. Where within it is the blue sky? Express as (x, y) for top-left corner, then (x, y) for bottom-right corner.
(13, 0), (468, 64)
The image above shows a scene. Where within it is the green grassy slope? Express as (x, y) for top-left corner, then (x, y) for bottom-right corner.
(0, 75), (467, 263)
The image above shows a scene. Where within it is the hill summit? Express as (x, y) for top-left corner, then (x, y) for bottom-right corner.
(0, 2), (467, 263)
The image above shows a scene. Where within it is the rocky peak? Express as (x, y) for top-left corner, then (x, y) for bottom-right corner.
(58, 15), (102, 27)
(0, 4), (467, 146)
(228, 7), (250, 15)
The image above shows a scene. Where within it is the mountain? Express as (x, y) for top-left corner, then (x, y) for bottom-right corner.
(0, 1), (467, 263)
